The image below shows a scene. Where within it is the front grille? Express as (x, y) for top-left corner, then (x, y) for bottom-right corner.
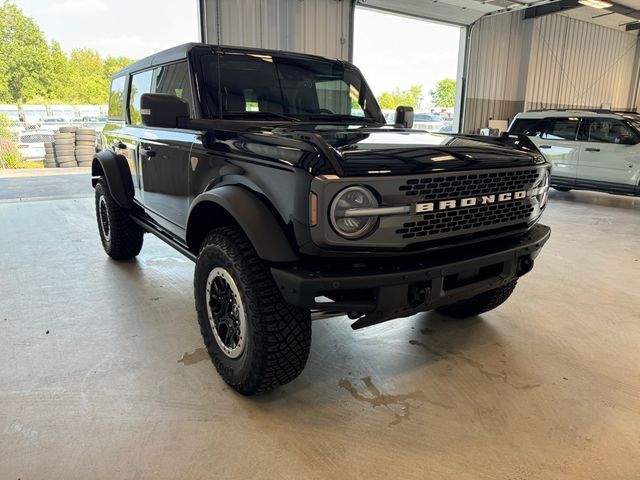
(399, 168), (540, 200)
(397, 201), (534, 239)
(393, 167), (544, 242)
(20, 134), (54, 143)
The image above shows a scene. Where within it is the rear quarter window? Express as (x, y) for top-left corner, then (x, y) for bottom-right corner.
(108, 76), (126, 120)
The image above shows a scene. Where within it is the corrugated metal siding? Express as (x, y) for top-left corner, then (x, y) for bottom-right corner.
(464, 11), (532, 133)
(203, 0), (351, 60)
(526, 15), (638, 111)
(464, 11), (640, 133)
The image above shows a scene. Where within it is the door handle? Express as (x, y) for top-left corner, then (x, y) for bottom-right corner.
(539, 145), (551, 149)
(141, 146), (156, 158)
(585, 148), (600, 152)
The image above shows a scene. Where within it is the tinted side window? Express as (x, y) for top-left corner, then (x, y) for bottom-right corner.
(129, 70), (153, 126)
(583, 119), (637, 144)
(108, 76), (126, 120)
(542, 118), (579, 141)
(153, 61), (194, 116)
(510, 118), (547, 136)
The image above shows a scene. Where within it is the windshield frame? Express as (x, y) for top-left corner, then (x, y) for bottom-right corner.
(191, 46), (385, 125)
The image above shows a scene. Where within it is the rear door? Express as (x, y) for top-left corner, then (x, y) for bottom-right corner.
(576, 118), (640, 191)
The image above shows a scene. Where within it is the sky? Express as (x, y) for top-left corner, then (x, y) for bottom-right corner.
(353, 7), (461, 100)
(14, 0), (200, 59)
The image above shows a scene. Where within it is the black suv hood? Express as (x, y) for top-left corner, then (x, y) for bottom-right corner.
(195, 121), (546, 177)
(305, 127), (545, 176)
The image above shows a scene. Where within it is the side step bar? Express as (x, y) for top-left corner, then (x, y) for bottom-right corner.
(130, 215), (197, 262)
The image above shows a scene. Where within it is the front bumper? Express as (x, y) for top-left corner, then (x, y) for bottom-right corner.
(272, 224), (550, 328)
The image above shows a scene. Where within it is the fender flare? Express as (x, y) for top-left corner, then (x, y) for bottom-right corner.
(187, 186), (299, 263)
(91, 151), (135, 210)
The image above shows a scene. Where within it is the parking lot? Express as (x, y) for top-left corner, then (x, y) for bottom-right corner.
(1, 171), (638, 479)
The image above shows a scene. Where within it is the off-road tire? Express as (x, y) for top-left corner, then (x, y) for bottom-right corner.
(194, 226), (311, 395)
(94, 179), (143, 260)
(436, 280), (518, 318)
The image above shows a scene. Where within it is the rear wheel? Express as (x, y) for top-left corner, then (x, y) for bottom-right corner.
(94, 179), (143, 260)
(436, 280), (518, 318)
(194, 226), (311, 395)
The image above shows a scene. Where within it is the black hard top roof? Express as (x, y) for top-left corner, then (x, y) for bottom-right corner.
(113, 42), (347, 78)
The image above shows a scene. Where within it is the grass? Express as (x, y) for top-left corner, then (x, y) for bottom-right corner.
(10, 160), (46, 169)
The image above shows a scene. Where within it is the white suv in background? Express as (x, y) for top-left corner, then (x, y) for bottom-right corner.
(509, 110), (640, 196)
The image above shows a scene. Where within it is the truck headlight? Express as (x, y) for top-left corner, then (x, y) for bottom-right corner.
(538, 170), (550, 208)
(330, 186), (378, 239)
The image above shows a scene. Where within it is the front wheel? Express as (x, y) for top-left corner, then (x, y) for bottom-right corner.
(194, 226), (311, 395)
(436, 280), (518, 318)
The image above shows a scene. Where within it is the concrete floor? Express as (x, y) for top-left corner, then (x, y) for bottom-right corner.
(1, 172), (639, 479)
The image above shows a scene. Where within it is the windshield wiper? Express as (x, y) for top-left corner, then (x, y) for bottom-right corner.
(223, 111), (301, 122)
(305, 114), (381, 125)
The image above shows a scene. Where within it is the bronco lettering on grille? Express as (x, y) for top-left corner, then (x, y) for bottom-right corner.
(415, 190), (527, 213)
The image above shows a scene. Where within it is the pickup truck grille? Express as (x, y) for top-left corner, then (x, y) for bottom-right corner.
(393, 167), (544, 242)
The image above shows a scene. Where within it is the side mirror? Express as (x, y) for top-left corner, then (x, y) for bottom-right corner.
(615, 135), (637, 145)
(394, 106), (414, 129)
(140, 94), (189, 128)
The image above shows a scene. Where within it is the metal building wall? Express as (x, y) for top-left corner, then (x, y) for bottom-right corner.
(464, 11), (640, 133)
(463, 11), (532, 133)
(526, 15), (638, 111)
(201, 0), (352, 60)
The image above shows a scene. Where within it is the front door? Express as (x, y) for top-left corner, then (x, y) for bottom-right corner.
(127, 60), (197, 237)
(577, 118), (640, 190)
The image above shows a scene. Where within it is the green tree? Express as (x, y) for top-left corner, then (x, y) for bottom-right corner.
(46, 41), (74, 102)
(0, 1), (51, 103)
(0, 1), (136, 105)
(103, 56), (134, 81)
(67, 49), (108, 103)
(430, 78), (456, 108)
(377, 85), (423, 110)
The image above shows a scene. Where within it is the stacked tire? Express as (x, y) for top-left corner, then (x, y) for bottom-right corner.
(44, 142), (56, 168)
(75, 128), (96, 167)
(54, 127), (77, 168)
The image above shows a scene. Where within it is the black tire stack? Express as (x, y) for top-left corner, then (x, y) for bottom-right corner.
(75, 128), (97, 167)
(54, 127), (77, 168)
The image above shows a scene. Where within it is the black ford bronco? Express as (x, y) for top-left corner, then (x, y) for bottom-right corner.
(93, 43), (551, 395)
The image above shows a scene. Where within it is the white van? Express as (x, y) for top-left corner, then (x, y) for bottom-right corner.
(0, 104), (24, 139)
(509, 109), (640, 196)
(22, 105), (48, 127)
(48, 105), (75, 120)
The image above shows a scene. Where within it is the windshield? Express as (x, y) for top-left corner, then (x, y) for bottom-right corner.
(199, 51), (384, 124)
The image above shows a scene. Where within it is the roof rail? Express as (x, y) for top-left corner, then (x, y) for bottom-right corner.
(525, 108), (620, 114)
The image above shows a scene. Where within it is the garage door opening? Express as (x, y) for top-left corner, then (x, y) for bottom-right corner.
(353, 7), (465, 133)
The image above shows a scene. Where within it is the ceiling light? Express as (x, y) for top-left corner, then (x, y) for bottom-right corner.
(578, 0), (613, 9)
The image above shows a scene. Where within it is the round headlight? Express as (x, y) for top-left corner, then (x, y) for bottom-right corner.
(330, 186), (378, 239)
(538, 169), (550, 208)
